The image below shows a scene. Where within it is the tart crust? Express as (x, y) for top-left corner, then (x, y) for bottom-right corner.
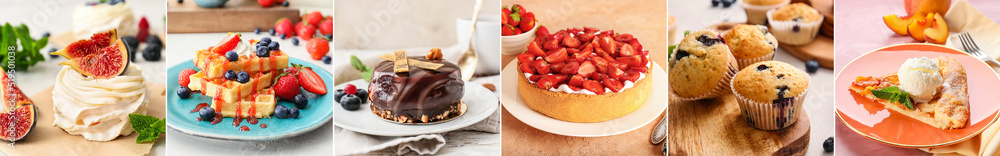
(517, 67), (651, 123)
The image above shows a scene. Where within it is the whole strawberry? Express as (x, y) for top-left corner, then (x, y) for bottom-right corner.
(272, 73), (301, 100)
(295, 22), (316, 40)
(137, 16), (150, 42)
(319, 19), (333, 35)
(258, 0), (275, 7)
(303, 11), (323, 26)
(306, 38), (329, 60)
(178, 68), (198, 87)
(275, 18), (295, 38)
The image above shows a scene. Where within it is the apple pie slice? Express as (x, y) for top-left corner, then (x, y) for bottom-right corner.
(849, 56), (969, 129)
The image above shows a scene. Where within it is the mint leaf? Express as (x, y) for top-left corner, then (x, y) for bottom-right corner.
(870, 86), (915, 110)
(129, 114), (165, 143)
(136, 131), (159, 143)
(899, 93), (914, 110)
(152, 119), (166, 133)
(350, 55), (373, 81)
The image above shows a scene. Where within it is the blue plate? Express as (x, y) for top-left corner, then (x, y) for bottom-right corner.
(165, 58), (333, 141)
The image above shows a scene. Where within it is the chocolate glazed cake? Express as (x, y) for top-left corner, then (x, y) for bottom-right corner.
(368, 57), (465, 124)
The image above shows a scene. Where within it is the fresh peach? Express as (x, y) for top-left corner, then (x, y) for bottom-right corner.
(884, 14), (918, 35)
(906, 13), (935, 42)
(924, 13), (949, 44)
(905, 0), (951, 16)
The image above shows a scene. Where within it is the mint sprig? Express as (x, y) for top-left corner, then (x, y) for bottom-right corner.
(870, 86), (914, 110)
(129, 114), (165, 143)
(350, 55), (373, 81)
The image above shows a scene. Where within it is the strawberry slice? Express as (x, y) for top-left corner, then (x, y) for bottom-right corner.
(599, 37), (617, 56)
(563, 35), (581, 48)
(552, 74), (569, 83)
(298, 66), (328, 95)
(577, 61), (596, 77)
(565, 48), (580, 56)
(614, 33), (634, 42)
(537, 75), (558, 89)
(533, 60), (551, 74)
(610, 61), (629, 70)
(607, 64), (625, 79)
(617, 55), (643, 67)
(603, 79), (624, 92)
(573, 48), (592, 61)
(517, 53), (536, 64)
(591, 56), (609, 73)
(544, 48), (568, 63)
(568, 75), (586, 86)
(543, 39), (560, 51)
(527, 41), (547, 56)
(623, 71), (641, 82)
(212, 33), (241, 55)
(583, 27), (600, 33)
(629, 38), (643, 52)
(577, 33), (595, 44)
(561, 61), (579, 75)
(567, 85), (583, 91)
(529, 74), (542, 81)
(549, 62), (566, 73)
(591, 73), (607, 81)
(629, 66), (649, 73)
(583, 80), (605, 95)
(520, 62), (536, 74)
(619, 44), (636, 57)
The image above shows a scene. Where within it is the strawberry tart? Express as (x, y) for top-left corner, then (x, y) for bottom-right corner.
(517, 27), (651, 123)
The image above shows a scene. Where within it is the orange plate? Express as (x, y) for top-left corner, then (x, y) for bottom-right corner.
(835, 43), (1000, 148)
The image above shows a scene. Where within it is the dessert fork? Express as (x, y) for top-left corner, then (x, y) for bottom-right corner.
(958, 33), (1000, 67)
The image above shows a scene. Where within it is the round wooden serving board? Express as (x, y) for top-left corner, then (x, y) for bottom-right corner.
(668, 93), (810, 155)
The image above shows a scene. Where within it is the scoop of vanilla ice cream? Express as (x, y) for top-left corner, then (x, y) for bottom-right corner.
(897, 57), (943, 103)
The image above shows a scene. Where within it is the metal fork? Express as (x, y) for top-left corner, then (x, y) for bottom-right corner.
(958, 33), (1000, 67)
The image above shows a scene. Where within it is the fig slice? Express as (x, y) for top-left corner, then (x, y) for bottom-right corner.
(0, 69), (37, 142)
(51, 29), (130, 79)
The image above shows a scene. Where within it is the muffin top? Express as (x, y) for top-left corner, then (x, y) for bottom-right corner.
(723, 24), (778, 59)
(745, 0), (787, 6)
(732, 61), (809, 103)
(669, 30), (737, 98)
(771, 3), (821, 22)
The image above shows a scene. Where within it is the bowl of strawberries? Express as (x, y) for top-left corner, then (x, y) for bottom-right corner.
(501, 4), (540, 55)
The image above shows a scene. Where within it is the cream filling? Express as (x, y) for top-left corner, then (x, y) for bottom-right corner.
(72, 3), (136, 40)
(52, 65), (149, 141)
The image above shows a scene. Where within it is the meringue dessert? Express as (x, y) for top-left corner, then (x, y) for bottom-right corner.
(52, 65), (149, 141)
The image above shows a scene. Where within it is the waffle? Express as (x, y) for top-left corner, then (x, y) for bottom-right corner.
(187, 71), (275, 103)
(212, 89), (276, 118)
(193, 49), (289, 79)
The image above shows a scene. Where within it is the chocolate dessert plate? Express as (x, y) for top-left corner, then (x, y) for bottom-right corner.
(334, 79), (499, 136)
(166, 58), (334, 141)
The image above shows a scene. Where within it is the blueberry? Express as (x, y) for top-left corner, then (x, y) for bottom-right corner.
(711, 0), (720, 7)
(696, 35), (720, 46)
(823, 137), (834, 152)
(291, 38), (299, 46)
(806, 60), (819, 73)
(674, 50), (690, 60)
(334, 89), (345, 103)
(253, 28), (261, 35)
(274, 105), (289, 119)
(142, 44), (162, 61)
(49, 48), (59, 58)
(268, 41), (280, 51)
(356, 89), (369, 103)
(721, 0), (734, 7)
(177, 87), (192, 99)
(289, 107), (299, 118)
(756, 64), (769, 71)
(776, 85), (790, 97)
(268, 28), (276, 36)
(224, 70), (237, 80)
(325, 34), (333, 42)
(225, 51), (239, 62)
(237, 71), (250, 83)
(294, 94), (308, 109)
(793, 25), (801, 32)
(41, 32), (50, 38)
(280, 33), (287, 39)
(260, 37), (272, 45)
(340, 94), (361, 111)
(108, 0), (120, 5)
(147, 35), (163, 47)
(322, 56), (331, 64)
(282, 1), (289, 7)
(199, 107), (215, 121)
(256, 46), (270, 57)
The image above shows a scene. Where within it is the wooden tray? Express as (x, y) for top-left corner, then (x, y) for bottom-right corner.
(668, 94), (810, 155)
(779, 35), (835, 69)
(167, 0), (300, 33)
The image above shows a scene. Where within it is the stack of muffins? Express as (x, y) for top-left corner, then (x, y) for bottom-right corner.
(669, 27), (809, 130)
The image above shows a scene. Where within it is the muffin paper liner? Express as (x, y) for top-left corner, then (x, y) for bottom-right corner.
(766, 9), (824, 46)
(731, 74), (811, 130)
(742, 0), (790, 25)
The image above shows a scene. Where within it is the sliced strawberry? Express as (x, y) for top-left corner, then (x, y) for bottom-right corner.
(591, 56), (609, 73)
(517, 53), (536, 64)
(600, 30), (615, 37)
(603, 79), (624, 92)
(529, 74), (542, 81)
(614, 33), (634, 42)
(566, 85), (583, 91)
(629, 66), (649, 73)
(551, 74), (569, 83)
(602, 55), (617, 64)
(577, 33), (595, 43)
(520, 62), (536, 74)
(577, 61), (596, 77)
(573, 47), (592, 61)
(553, 30), (569, 41)
(582, 80), (605, 95)
(565, 48), (580, 55)
(610, 61), (629, 70)
(607, 64), (625, 79)
(594, 46), (609, 57)
(563, 36), (581, 48)
(544, 48), (568, 63)
(543, 39), (560, 51)
(561, 61), (579, 75)
(617, 55), (643, 67)
(599, 37), (617, 56)
(629, 38), (643, 52)
(537, 76), (557, 90)
(568, 75), (586, 86)
(527, 41), (547, 56)
(533, 60), (551, 74)
(549, 62), (566, 73)
(533, 35), (548, 45)
(619, 44), (636, 57)
(535, 25), (550, 36)
(583, 27), (600, 34)
(591, 73), (607, 81)
(623, 71), (641, 82)
(211, 33), (241, 55)
(298, 67), (328, 95)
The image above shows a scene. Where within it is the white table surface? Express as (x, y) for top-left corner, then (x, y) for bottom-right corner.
(669, 1), (835, 155)
(163, 2), (334, 155)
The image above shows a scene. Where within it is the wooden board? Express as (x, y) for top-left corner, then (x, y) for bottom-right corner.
(780, 35), (835, 69)
(166, 0), (300, 33)
(668, 94), (810, 156)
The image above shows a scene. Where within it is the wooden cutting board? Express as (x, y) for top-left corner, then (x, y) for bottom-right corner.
(166, 0), (300, 33)
(668, 94), (810, 155)
(780, 35), (834, 69)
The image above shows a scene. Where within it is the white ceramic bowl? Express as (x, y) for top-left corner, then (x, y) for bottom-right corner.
(501, 23), (538, 55)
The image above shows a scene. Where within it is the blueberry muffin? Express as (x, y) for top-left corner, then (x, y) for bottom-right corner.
(723, 24), (778, 69)
(731, 61), (810, 130)
(742, 0), (790, 25)
(767, 3), (824, 45)
(669, 30), (738, 100)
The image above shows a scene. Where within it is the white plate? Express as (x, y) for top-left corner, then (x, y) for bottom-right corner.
(334, 80), (499, 136)
(501, 61), (668, 137)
